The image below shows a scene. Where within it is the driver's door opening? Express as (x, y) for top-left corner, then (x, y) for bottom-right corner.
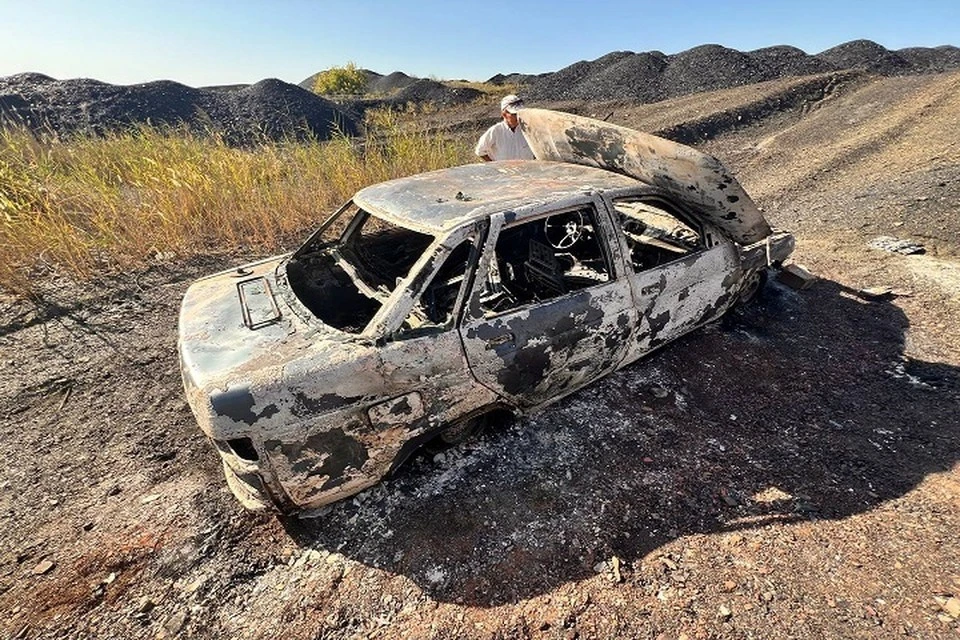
(482, 206), (612, 314)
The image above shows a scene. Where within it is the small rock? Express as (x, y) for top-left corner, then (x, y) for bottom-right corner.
(164, 610), (189, 635)
(721, 580), (737, 592)
(184, 577), (205, 594)
(720, 489), (739, 507)
(102, 572), (116, 585)
(857, 286), (894, 300)
(140, 494), (161, 505)
(651, 386), (669, 399)
(137, 596), (156, 614)
(868, 236), (925, 255)
(777, 263), (817, 290)
(718, 604), (732, 620)
(726, 533), (744, 546)
(941, 596), (960, 619)
(32, 559), (55, 575)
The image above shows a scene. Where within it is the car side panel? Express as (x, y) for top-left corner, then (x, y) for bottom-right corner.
(375, 329), (501, 436)
(623, 242), (740, 364)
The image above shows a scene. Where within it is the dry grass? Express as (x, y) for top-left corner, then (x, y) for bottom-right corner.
(0, 111), (474, 296)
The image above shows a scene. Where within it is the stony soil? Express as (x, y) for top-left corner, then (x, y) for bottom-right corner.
(1, 70), (959, 639)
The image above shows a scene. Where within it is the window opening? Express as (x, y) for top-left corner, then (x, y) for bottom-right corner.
(611, 198), (704, 272)
(286, 202), (435, 333)
(480, 206), (611, 315)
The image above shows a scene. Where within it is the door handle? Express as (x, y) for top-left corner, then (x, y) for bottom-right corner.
(485, 333), (514, 349)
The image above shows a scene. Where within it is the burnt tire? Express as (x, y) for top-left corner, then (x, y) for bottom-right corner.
(721, 269), (768, 328)
(438, 414), (486, 445)
(737, 269), (768, 306)
(222, 461), (272, 511)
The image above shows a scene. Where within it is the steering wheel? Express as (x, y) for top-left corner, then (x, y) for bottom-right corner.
(544, 211), (584, 249)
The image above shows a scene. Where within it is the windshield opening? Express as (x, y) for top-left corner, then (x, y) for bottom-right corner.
(341, 210), (434, 292)
(285, 202), (435, 334)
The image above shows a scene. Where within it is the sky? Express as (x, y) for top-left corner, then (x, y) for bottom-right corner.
(2, 0), (959, 87)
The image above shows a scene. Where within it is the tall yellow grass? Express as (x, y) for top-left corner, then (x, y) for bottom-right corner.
(0, 109), (474, 296)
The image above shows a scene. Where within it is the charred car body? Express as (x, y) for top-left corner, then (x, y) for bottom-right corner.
(178, 109), (795, 514)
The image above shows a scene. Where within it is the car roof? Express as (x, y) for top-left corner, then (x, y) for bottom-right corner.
(353, 160), (641, 234)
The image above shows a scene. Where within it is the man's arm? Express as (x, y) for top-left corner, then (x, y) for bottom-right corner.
(475, 125), (496, 162)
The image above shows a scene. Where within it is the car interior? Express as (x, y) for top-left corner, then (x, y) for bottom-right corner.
(611, 197), (705, 271)
(481, 206), (612, 314)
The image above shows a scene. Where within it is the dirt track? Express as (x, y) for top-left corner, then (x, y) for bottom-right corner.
(1, 72), (959, 639)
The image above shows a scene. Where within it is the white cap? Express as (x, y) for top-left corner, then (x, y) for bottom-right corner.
(500, 94), (524, 114)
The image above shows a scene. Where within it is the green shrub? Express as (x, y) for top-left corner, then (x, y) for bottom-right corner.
(312, 62), (367, 96)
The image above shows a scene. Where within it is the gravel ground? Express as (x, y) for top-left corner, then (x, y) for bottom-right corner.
(0, 74), (359, 144)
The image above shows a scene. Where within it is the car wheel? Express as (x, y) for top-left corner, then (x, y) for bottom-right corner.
(737, 269), (768, 305)
(438, 414), (486, 445)
(222, 461), (272, 511)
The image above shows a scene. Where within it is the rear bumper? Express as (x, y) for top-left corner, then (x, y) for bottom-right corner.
(738, 231), (796, 270)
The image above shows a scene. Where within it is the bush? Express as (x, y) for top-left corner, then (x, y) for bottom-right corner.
(312, 62), (367, 96)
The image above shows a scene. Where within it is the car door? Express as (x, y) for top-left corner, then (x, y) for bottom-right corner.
(372, 226), (501, 437)
(459, 202), (636, 409)
(607, 195), (740, 363)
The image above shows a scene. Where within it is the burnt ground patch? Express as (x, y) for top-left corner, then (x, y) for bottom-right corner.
(280, 279), (959, 614)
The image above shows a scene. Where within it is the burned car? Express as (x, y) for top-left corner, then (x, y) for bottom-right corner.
(178, 108), (794, 514)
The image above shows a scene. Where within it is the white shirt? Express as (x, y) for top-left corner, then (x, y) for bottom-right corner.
(475, 120), (535, 161)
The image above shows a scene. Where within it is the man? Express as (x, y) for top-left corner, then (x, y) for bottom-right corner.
(475, 94), (536, 162)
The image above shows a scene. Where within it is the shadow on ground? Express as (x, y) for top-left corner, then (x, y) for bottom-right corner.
(282, 277), (958, 606)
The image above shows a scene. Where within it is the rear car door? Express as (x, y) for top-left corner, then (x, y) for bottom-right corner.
(607, 195), (740, 362)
